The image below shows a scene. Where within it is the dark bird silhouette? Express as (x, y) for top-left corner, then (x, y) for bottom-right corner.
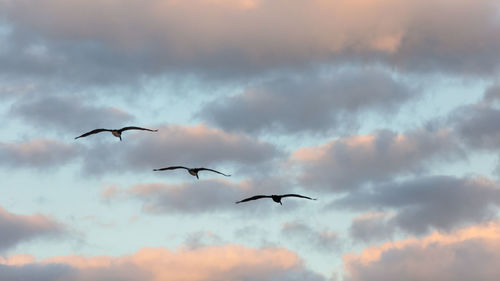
(75, 126), (158, 141)
(153, 166), (231, 179)
(235, 194), (317, 205)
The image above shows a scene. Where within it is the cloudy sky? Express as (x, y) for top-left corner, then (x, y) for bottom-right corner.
(1, 0), (500, 280)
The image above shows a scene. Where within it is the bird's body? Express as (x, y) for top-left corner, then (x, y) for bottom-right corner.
(235, 194), (316, 205)
(75, 126), (158, 141)
(153, 166), (231, 179)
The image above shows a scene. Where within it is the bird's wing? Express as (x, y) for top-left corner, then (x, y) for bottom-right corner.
(119, 126), (158, 132)
(153, 166), (189, 171)
(75, 128), (110, 139)
(235, 195), (271, 204)
(196, 168), (231, 177)
(280, 194), (317, 200)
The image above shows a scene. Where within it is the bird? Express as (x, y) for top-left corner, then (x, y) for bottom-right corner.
(235, 194), (317, 205)
(153, 166), (231, 179)
(75, 126), (158, 141)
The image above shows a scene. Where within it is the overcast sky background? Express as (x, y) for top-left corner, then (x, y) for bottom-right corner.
(1, 0), (500, 280)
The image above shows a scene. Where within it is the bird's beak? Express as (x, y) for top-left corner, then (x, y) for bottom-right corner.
(280, 202), (282, 205)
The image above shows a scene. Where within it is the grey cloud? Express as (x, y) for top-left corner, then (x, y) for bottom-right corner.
(483, 83), (500, 104)
(0, 22), (149, 86)
(293, 127), (459, 192)
(10, 95), (134, 133)
(80, 124), (279, 176)
(0, 206), (65, 251)
(199, 69), (413, 133)
(343, 227), (500, 281)
(233, 225), (270, 244)
(448, 84), (500, 175)
(333, 176), (500, 235)
(281, 221), (340, 252)
(0, 263), (146, 281)
(451, 101), (500, 150)
(0, 138), (79, 169)
(0, 0), (499, 86)
(0, 264), (75, 281)
(0, 82), (36, 100)
(349, 213), (395, 243)
(183, 231), (224, 250)
(254, 269), (328, 281)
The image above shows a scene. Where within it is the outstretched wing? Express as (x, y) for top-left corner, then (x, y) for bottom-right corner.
(153, 166), (189, 171)
(119, 126), (158, 133)
(281, 194), (317, 200)
(196, 168), (231, 177)
(235, 195), (271, 204)
(75, 128), (111, 139)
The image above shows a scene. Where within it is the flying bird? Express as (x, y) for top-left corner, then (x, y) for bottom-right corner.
(153, 166), (231, 179)
(75, 126), (158, 141)
(235, 194), (317, 205)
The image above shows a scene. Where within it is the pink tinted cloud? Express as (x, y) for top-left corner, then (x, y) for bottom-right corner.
(2, 0), (499, 76)
(0, 206), (65, 251)
(82, 124), (278, 175)
(343, 220), (500, 281)
(120, 177), (292, 214)
(291, 128), (457, 191)
(0, 244), (325, 281)
(0, 138), (78, 169)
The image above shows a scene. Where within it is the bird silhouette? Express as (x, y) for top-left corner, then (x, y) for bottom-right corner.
(75, 126), (158, 141)
(153, 166), (231, 179)
(235, 194), (317, 205)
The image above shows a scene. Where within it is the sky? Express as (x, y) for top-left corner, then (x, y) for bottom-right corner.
(1, 0), (500, 280)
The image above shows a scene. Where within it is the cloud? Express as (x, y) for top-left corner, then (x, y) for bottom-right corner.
(123, 177), (295, 214)
(1, 0), (499, 85)
(0, 206), (65, 252)
(199, 69), (413, 133)
(10, 95), (134, 133)
(349, 213), (395, 243)
(80, 124), (279, 175)
(483, 83), (500, 104)
(451, 101), (500, 150)
(183, 231), (224, 250)
(0, 263), (75, 281)
(343, 220), (500, 281)
(291, 127), (458, 191)
(0, 245), (327, 281)
(333, 176), (500, 235)
(0, 138), (79, 169)
(281, 221), (339, 252)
